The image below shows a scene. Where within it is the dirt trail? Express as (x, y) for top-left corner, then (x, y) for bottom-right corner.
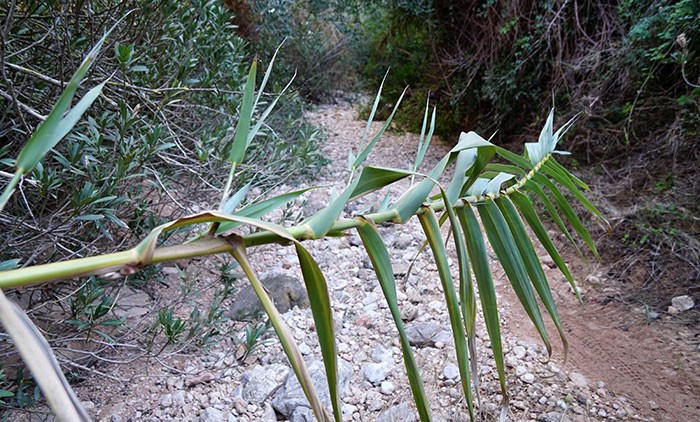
(319, 99), (700, 420)
(502, 246), (700, 421)
(6, 100), (698, 422)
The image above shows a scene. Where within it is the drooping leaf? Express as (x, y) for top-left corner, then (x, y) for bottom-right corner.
(356, 218), (431, 421)
(438, 188), (480, 405)
(294, 244), (341, 422)
(418, 208), (475, 420)
(532, 174), (599, 257)
(456, 205), (508, 402)
(496, 196), (568, 360)
(508, 190), (579, 300)
(478, 200), (552, 357)
(0, 290), (90, 421)
(228, 236), (331, 421)
(546, 159), (589, 191)
(523, 181), (582, 257)
(541, 160), (605, 222)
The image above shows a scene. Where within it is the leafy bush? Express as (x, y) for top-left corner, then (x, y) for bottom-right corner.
(0, 1), (325, 408)
(0, 0), (324, 263)
(0, 36), (603, 419)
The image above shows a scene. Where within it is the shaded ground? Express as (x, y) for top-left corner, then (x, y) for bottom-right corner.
(4, 100), (698, 421)
(504, 245), (700, 421)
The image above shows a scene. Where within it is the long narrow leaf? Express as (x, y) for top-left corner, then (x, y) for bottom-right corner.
(456, 205), (508, 405)
(229, 236), (331, 421)
(546, 159), (589, 191)
(303, 177), (360, 238)
(477, 201), (552, 357)
(418, 208), (474, 420)
(253, 40), (285, 109)
(523, 182), (581, 256)
(446, 149), (476, 203)
(394, 132), (493, 221)
(438, 189), (480, 405)
(228, 61), (257, 165)
(0, 290), (90, 421)
(294, 244), (341, 422)
(356, 218), (431, 421)
(223, 182), (251, 214)
(349, 166), (412, 201)
(355, 70), (389, 159)
(541, 160), (604, 221)
(414, 97), (436, 172)
(351, 87), (408, 170)
(532, 174), (598, 256)
(509, 190), (580, 299)
(15, 31), (113, 173)
(496, 197), (568, 360)
(246, 70), (296, 148)
(216, 186), (318, 233)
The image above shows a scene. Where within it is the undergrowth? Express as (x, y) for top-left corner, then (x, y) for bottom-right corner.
(0, 0), (326, 407)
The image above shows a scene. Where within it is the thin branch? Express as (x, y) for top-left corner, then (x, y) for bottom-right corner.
(0, 89), (46, 120)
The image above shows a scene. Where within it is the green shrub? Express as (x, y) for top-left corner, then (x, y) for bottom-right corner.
(0, 1), (325, 409)
(0, 0), (324, 263)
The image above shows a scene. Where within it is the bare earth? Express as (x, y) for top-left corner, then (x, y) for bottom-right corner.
(6, 101), (699, 421)
(306, 101), (700, 421)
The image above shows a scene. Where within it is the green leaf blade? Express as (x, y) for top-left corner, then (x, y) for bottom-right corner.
(229, 60), (257, 165)
(478, 200), (552, 356)
(509, 190), (580, 300)
(456, 205), (507, 396)
(496, 196), (568, 359)
(356, 218), (432, 421)
(294, 244), (341, 422)
(418, 208), (475, 420)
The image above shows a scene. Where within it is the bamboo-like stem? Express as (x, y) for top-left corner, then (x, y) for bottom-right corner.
(227, 235), (331, 422)
(0, 167), (544, 290)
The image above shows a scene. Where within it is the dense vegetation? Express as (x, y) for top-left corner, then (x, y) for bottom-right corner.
(231, 0), (699, 319)
(0, 0), (697, 417)
(354, 0), (700, 318)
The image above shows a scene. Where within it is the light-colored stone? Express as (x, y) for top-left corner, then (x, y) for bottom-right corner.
(160, 394), (173, 408)
(671, 295), (694, 312)
(371, 345), (393, 363)
(200, 407), (225, 422)
(400, 303), (419, 321)
(512, 345), (526, 359)
(376, 403), (416, 422)
(363, 361), (393, 384)
(442, 363), (459, 380)
(520, 372), (535, 384)
(272, 359), (353, 417)
(380, 381), (395, 395)
(242, 365), (288, 404)
(569, 372), (588, 388)
(405, 322), (441, 347)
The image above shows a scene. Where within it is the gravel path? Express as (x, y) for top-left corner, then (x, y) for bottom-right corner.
(9, 101), (649, 421)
